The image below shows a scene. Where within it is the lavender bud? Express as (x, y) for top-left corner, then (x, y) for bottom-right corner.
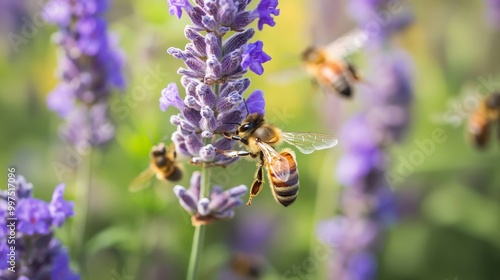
(200, 106), (218, 132)
(223, 29), (255, 54)
(196, 83), (217, 108)
(199, 144), (216, 161)
(205, 32), (222, 59)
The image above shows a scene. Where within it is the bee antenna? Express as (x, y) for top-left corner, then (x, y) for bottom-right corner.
(243, 98), (250, 117)
(223, 122), (241, 126)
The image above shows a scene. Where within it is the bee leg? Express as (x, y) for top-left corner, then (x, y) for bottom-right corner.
(222, 133), (249, 145)
(215, 149), (252, 158)
(247, 154), (265, 206)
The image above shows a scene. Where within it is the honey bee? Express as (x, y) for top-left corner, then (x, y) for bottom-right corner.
(218, 113), (338, 206)
(129, 143), (183, 192)
(302, 28), (368, 98)
(468, 92), (500, 149)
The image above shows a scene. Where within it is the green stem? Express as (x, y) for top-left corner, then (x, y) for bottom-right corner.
(186, 166), (211, 280)
(74, 147), (92, 273)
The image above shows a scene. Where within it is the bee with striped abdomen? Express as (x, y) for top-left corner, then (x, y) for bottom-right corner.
(129, 143), (183, 192)
(302, 28), (367, 98)
(218, 113), (338, 207)
(468, 92), (500, 149)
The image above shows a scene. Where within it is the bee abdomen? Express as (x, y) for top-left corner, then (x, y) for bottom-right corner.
(270, 152), (299, 207)
(332, 76), (352, 98)
(166, 166), (183, 182)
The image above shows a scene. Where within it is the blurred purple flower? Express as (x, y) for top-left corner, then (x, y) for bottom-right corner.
(174, 172), (247, 225)
(0, 176), (78, 279)
(49, 184), (74, 227)
(241, 41), (272, 75)
(17, 198), (52, 235)
(52, 249), (80, 280)
(45, 0), (125, 148)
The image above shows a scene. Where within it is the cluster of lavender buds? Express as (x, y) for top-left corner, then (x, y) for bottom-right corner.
(0, 176), (78, 279)
(164, 0), (279, 224)
(317, 2), (414, 279)
(44, 0), (125, 150)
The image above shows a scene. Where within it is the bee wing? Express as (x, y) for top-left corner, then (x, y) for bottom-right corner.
(324, 28), (368, 59)
(256, 141), (290, 182)
(281, 132), (338, 154)
(129, 167), (155, 192)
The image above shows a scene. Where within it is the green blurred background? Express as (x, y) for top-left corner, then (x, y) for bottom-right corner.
(1, 0), (500, 279)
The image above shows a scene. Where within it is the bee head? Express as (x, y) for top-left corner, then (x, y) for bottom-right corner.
(238, 113), (264, 134)
(302, 46), (324, 64)
(151, 143), (167, 157)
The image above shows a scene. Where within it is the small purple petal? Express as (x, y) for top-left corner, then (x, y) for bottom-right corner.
(49, 183), (74, 227)
(160, 83), (185, 112)
(241, 41), (271, 75)
(17, 198), (52, 235)
(255, 0), (280, 30)
(168, 0), (193, 19)
(174, 185), (198, 213)
(246, 90), (265, 115)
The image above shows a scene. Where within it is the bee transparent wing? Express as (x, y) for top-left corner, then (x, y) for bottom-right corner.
(256, 141), (290, 182)
(281, 132), (338, 154)
(325, 28), (368, 58)
(129, 167), (155, 192)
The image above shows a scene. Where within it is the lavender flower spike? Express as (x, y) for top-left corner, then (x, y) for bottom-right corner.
(44, 0), (125, 148)
(174, 172), (247, 226)
(0, 176), (79, 279)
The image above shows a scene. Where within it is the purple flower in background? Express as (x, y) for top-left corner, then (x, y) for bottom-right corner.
(241, 41), (272, 75)
(174, 172), (247, 225)
(316, 1), (414, 279)
(49, 184), (74, 227)
(52, 249), (80, 280)
(247, 90), (266, 115)
(17, 198), (52, 235)
(44, 0), (125, 148)
(485, 0), (500, 28)
(0, 175), (78, 279)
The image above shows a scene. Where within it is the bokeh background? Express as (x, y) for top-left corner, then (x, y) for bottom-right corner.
(1, 0), (500, 279)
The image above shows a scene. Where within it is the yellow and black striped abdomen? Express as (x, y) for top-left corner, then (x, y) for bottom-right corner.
(267, 150), (299, 207)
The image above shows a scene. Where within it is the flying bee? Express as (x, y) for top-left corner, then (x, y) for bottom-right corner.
(302, 28), (368, 98)
(129, 143), (183, 192)
(218, 113), (338, 207)
(468, 92), (500, 149)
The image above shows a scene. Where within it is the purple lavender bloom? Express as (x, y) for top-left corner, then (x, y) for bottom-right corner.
(49, 184), (74, 227)
(254, 0), (280, 30)
(0, 175), (79, 279)
(246, 90), (266, 115)
(168, 0), (193, 19)
(44, 0), (125, 148)
(174, 172), (247, 225)
(17, 198), (52, 235)
(241, 41), (272, 75)
(51, 249), (80, 280)
(160, 83), (186, 112)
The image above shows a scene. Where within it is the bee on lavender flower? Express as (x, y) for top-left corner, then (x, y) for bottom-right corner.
(468, 92), (500, 149)
(129, 143), (183, 192)
(302, 28), (368, 98)
(218, 113), (338, 207)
